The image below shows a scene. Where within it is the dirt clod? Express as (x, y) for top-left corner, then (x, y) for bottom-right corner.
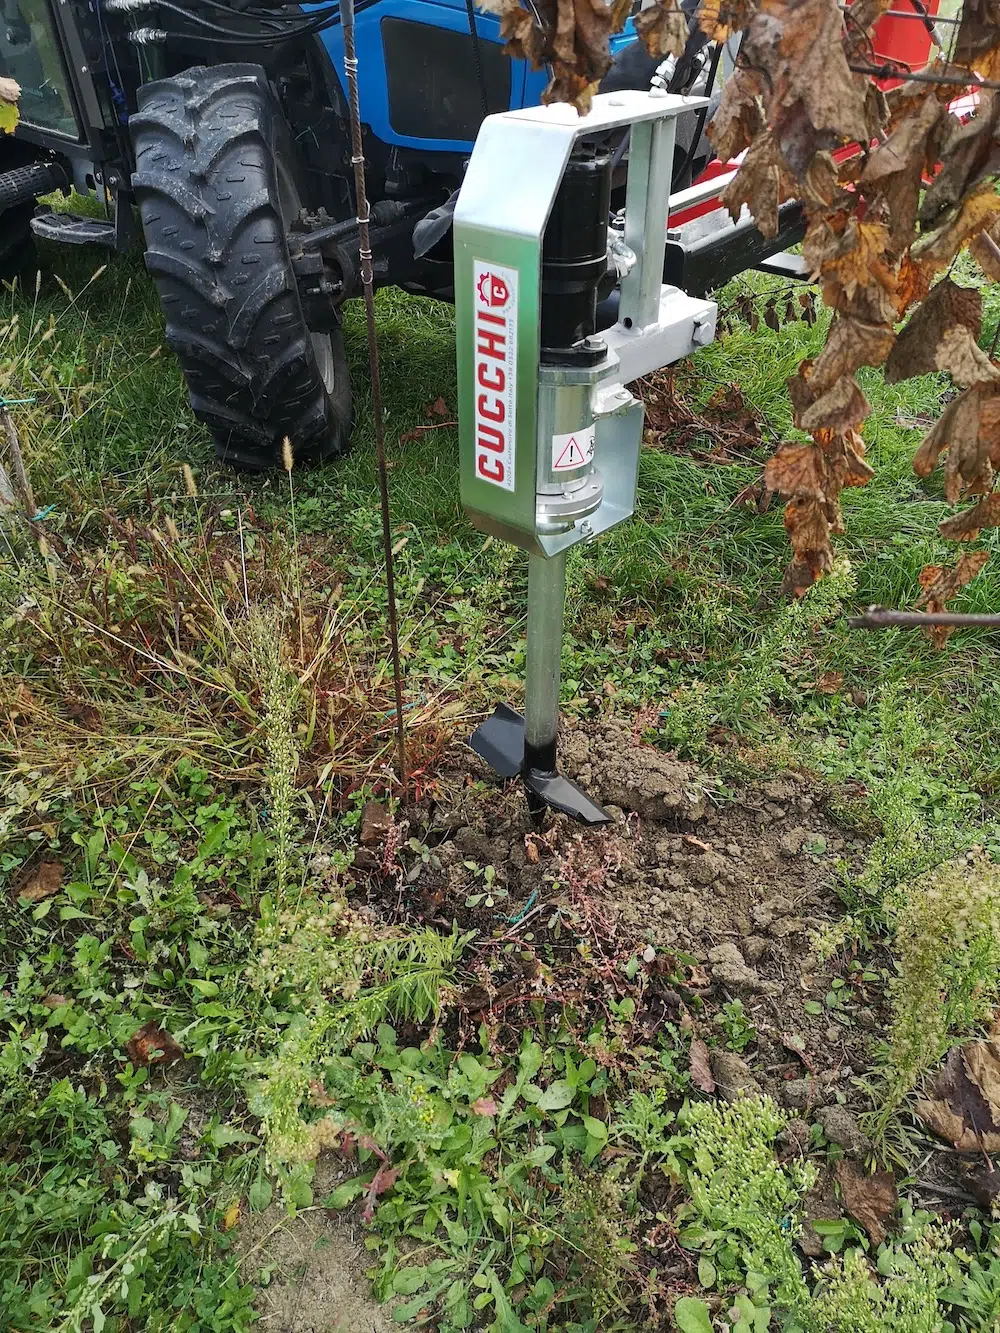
(817, 1104), (871, 1158)
(710, 1049), (763, 1102)
(780, 1117), (813, 1153)
(708, 942), (771, 993)
(779, 828), (809, 857)
(568, 722), (708, 822)
(359, 800), (393, 846)
(781, 1077), (830, 1111)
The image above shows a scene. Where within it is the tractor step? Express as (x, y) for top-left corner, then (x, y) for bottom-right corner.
(30, 208), (117, 248)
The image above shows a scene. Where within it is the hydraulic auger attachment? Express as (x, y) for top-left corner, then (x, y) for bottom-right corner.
(455, 89), (718, 824)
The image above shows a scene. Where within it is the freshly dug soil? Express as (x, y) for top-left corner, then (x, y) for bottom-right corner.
(374, 717), (881, 1116)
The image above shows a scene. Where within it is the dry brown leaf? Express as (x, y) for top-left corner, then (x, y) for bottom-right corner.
(125, 1022), (184, 1067)
(697, 0), (757, 41)
(802, 152), (839, 209)
(782, 0), (868, 143)
(935, 326), (1000, 388)
(745, 0), (868, 142)
(816, 670), (844, 694)
(765, 442), (827, 499)
(804, 216), (900, 324)
(830, 430), (876, 489)
(917, 551), (989, 644)
(916, 1039), (1000, 1152)
(912, 186), (1000, 274)
(861, 93), (942, 246)
(911, 393), (970, 479)
(963, 1040), (1000, 1116)
(708, 68), (764, 162)
(919, 92), (1000, 228)
(798, 374), (871, 435)
(499, 0), (631, 114)
(689, 1038), (716, 1093)
(773, 99), (839, 182)
(809, 317), (895, 394)
(17, 861), (63, 902)
(884, 279), (982, 384)
(918, 551), (990, 611)
(782, 496), (836, 595)
(978, 387), (1000, 465)
(862, 93), (940, 187)
(634, 0), (688, 56)
(970, 219), (1000, 282)
(847, 0), (891, 35)
(939, 491), (1000, 542)
(944, 388), (994, 502)
(720, 130), (798, 239)
(953, 0), (1000, 69)
(834, 1161), (896, 1245)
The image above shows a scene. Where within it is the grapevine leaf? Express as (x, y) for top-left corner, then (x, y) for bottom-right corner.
(804, 216), (900, 323)
(782, 496), (838, 596)
(969, 217), (1000, 281)
(884, 279), (983, 384)
(860, 92), (942, 244)
(913, 385), (994, 503)
(919, 92), (1000, 228)
(797, 374), (871, 434)
(634, 0), (688, 56)
(953, 0), (1000, 77)
(809, 317), (895, 394)
(939, 492), (1000, 542)
(494, 0), (632, 114)
(708, 67), (764, 161)
(697, 0), (757, 41)
(912, 186), (1000, 273)
(934, 326), (1000, 388)
(766, 442), (827, 500)
(720, 129), (798, 239)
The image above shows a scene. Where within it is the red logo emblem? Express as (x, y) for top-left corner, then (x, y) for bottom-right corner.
(477, 271), (510, 309)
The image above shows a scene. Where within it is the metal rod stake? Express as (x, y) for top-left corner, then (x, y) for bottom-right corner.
(523, 550), (567, 779)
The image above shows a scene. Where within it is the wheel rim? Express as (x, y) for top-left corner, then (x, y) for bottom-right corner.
(311, 331), (337, 395)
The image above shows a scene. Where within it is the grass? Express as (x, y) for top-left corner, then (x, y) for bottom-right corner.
(4, 236), (1000, 1330)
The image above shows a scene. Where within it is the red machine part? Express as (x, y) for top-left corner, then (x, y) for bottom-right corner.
(670, 1), (943, 228)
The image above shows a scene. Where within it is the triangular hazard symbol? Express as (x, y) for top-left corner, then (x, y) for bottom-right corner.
(554, 437), (584, 469)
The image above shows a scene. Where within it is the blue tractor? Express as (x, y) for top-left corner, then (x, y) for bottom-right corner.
(0, 0), (717, 467)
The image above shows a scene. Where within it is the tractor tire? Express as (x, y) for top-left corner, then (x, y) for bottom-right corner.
(0, 200), (36, 281)
(130, 64), (352, 470)
(0, 140), (43, 282)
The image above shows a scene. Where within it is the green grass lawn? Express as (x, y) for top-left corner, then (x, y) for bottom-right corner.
(4, 239), (1000, 1331)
